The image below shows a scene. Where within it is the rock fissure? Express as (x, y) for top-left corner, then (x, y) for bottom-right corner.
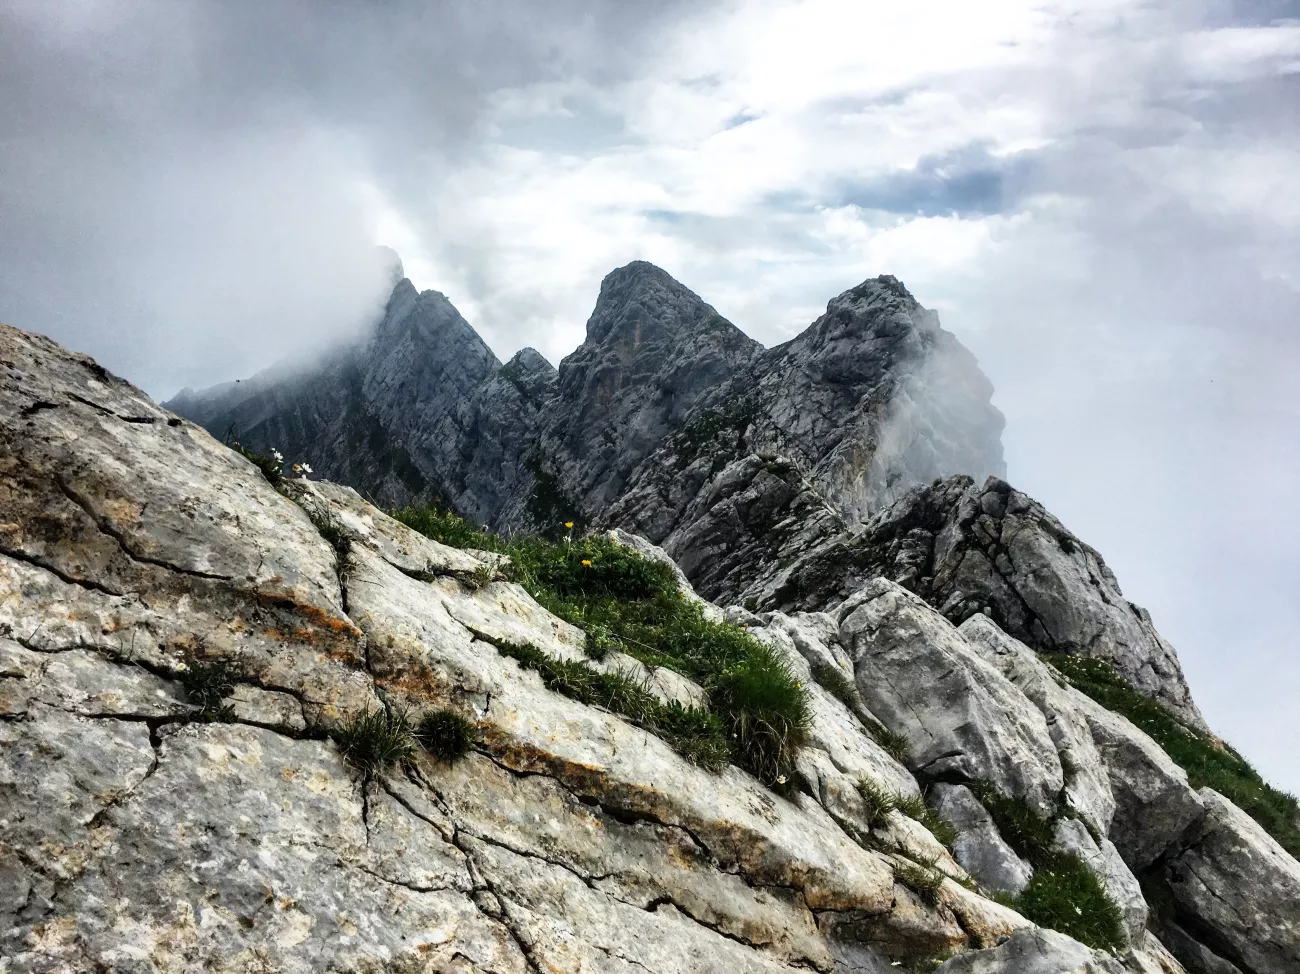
(54, 477), (236, 583)
(0, 544), (128, 597)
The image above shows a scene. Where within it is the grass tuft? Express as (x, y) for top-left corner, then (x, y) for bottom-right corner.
(491, 637), (732, 771)
(894, 855), (946, 906)
(857, 778), (901, 828)
(1045, 654), (1300, 859)
(229, 441), (282, 488)
(1016, 854), (1126, 953)
(871, 725), (912, 764)
(968, 781), (1057, 863)
(181, 658), (238, 721)
(810, 661), (858, 709)
(857, 781), (956, 846)
(392, 505), (812, 789)
(967, 778), (1126, 952)
(392, 503), (494, 549)
(415, 709), (476, 763)
(711, 639), (812, 787)
(334, 707), (416, 777)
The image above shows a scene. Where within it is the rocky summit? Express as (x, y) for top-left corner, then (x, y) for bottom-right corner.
(3, 264), (1298, 974)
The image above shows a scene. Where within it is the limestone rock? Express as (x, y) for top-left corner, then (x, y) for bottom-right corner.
(3, 320), (1022, 970)
(1157, 789), (1300, 974)
(1127, 932), (1192, 974)
(1053, 818), (1148, 944)
(524, 260), (763, 524)
(6, 315), (1294, 974)
(832, 476), (1204, 729)
(934, 927), (1127, 973)
(1071, 693), (1206, 870)
(959, 614), (1116, 837)
(838, 579), (1064, 814)
(931, 783), (1034, 895)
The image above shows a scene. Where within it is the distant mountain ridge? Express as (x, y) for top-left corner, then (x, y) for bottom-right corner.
(167, 259), (1005, 535)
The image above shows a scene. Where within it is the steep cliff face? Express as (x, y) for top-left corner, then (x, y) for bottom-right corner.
(5, 322), (1300, 973)
(520, 260), (762, 525)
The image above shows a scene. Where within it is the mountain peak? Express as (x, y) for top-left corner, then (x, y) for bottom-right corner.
(582, 261), (747, 349)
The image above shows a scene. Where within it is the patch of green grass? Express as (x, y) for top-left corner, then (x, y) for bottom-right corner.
(415, 709), (476, 763)
(712, 639), (812, 787)
(917, 807), (958, 848)
(180, 658), (238, 721)
(1045, 654), (1300, 859)
(894, 854), (946, 906)
(392, 503), (493, 549)
(872, 725), (912, 764)
(491, 638), (732, 770)
(1017, 853), (1126, 953)
(968, 781), (1057, 864)
(394, 504), (810, 789)
(857, 778), (900, 828)
(860, 786), (957, 847)
(966, 779), (1126, 953)
(334, 707), (416, 777)
(810, 661), (858, 709)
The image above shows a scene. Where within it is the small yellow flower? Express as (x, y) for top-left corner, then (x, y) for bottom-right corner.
(564, 521), (574, 529)
(581, 559), (593, 567)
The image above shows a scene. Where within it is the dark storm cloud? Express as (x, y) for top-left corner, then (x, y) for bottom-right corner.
(0, 0), (705, 396)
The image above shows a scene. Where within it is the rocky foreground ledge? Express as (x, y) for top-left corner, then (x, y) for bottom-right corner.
(2, 321), (1298, 973)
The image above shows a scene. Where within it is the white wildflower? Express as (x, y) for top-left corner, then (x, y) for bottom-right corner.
(776, 774), (787, 785)
(300, 463), (312, 474)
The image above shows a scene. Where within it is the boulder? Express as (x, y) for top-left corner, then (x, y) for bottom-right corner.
(1158, 789), (1300, 974)
(1070, 693), (1206, 869)
(837, 476), (1205, 730)
(931, 782), (1034, 895)
(935, 927), (1126, 973)
(838, 579), (1064, 815)
(1053, 818), (1148, 944)
(959, 614), (1116, 837)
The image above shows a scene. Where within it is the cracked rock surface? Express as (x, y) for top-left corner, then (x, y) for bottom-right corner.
(3, 320), (1295, 973)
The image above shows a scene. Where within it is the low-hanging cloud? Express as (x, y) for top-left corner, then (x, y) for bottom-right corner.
(0, 0), (708, 395)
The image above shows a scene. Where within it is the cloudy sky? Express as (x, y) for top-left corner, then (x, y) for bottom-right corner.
(3, 1), (1298, 789)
